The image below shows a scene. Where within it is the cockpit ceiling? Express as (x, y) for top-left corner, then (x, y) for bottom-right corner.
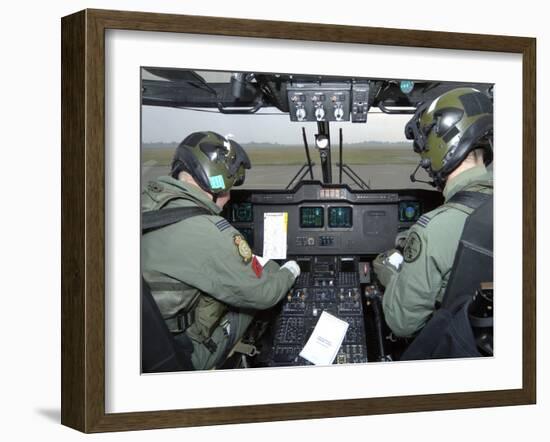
(141, 67), (493, 113)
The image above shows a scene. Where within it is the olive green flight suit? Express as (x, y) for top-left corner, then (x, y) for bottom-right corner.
(381, 166), (493, 337)
(142, 176), (295, 370)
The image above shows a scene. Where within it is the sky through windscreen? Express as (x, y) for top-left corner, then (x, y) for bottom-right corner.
(142, 106), (412, 145)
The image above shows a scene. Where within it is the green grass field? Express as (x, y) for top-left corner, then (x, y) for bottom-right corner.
(142, 146), (418, 166)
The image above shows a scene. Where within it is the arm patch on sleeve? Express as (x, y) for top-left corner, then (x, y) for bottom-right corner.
(233, 234), (253, 264)
(403, 231), (423, 263)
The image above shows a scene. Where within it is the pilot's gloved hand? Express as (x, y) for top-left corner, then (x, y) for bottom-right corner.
(281, 260), (301, 280)
(373, 249), (403, 288)
(395, 229), (410, 252)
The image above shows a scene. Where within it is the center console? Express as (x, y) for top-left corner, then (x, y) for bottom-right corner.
(268, 256), (368, 366)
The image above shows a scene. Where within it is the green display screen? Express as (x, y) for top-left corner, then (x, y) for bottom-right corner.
(231, 202), (253, 223)
(328, 207), (353, 228)
(399, 201), (421, 222)
(300, 207), (324, 228)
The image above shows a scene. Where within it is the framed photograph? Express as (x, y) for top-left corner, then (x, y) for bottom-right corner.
(61, 9), (536, 433)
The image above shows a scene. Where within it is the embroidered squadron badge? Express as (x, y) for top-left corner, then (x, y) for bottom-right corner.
(403, 231), (422, 263)
(147, 181), (164, 193)
(233, 234), (252, 264)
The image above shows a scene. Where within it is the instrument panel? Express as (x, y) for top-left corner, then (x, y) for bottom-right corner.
(224, 181), (442, 367)
(225, 181), (442, 256)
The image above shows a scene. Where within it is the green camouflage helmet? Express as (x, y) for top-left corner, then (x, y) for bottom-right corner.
(405, 87), (493, 188)
(171, 131), (251, 195)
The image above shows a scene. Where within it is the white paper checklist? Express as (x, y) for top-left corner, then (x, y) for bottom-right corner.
(262, 212), (288, 260)
(299, 311), (349, 366)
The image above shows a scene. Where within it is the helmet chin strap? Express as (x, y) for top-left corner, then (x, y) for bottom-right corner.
(409, 159), (436, 187)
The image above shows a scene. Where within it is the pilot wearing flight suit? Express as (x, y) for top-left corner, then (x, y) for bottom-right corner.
(373, 88), (493, 338)
(142, 131), (300, 370)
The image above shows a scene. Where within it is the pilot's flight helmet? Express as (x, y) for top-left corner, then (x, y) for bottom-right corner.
(171, 131), (251, 195)
(405, 87), (493, 188)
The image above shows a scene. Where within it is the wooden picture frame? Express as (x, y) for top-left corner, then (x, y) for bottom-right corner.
(61, 8), (536, 433)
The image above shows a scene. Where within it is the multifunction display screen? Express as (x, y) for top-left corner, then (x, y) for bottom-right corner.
(398, 201), (421, 222)
(299, 207), (324, 228)
(328, 206), (353, 228)
(231, 202), (253, 223)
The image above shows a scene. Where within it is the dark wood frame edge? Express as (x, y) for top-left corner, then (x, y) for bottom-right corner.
(61, 8), (537, 433)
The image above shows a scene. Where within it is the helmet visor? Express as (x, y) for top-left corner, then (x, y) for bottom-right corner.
(227, 140), (251, 178)
(405, 102), (433, 153)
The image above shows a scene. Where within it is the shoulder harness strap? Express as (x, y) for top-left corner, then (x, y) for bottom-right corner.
(142, 206), (211, 233)
(446, 178), (493, 215)
(446, 190), (492, 215)
(417, 182), (493, 227)
(143, 181), (213, 213)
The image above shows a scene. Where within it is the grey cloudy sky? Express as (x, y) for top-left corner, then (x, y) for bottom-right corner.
(141, 105), (411, 145)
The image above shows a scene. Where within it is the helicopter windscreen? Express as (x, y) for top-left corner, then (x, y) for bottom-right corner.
(141, 105), (432, 190)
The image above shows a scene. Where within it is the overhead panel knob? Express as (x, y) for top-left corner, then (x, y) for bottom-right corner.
(334, 106), (344, 121)
(296, 107), (307, 121)
(315, 107), (325, 121)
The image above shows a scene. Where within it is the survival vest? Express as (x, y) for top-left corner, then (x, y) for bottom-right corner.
(141, 181), (230, 355)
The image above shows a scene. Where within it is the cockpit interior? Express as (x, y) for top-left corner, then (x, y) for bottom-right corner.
(141, 67), (493, 368)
